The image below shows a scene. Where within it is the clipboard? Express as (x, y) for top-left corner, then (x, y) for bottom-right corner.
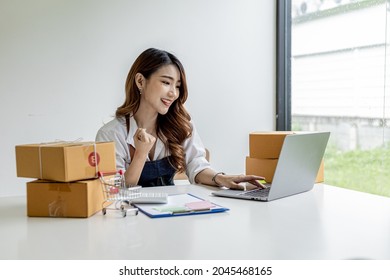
(132, 193), (229, 218)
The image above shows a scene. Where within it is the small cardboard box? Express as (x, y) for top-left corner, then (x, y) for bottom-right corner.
(249, 131), (295, 159)
(246, 157), (324, 183)
(26, 178), (105, 218)
(245, 157), (278, 182)
(16, 141), (116, 182)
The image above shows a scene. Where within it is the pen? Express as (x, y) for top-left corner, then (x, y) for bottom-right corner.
(171, 208), (212, 215)
(171, 209), (191, 214)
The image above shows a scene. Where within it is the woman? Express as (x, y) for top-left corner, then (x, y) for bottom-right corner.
(96, 48), (264, 189)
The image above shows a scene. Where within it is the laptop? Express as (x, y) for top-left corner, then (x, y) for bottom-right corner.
(212, 132), (330, 202)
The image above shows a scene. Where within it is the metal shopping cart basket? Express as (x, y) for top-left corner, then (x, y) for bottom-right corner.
(98, 170), (140, 217)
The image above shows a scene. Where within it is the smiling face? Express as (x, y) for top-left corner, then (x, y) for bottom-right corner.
(136, 64), (181, 116)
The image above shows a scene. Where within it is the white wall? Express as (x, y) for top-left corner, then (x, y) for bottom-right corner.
(0, 0), (275, 197)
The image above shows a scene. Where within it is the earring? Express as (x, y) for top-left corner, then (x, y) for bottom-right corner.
(138, 88), (142, 94)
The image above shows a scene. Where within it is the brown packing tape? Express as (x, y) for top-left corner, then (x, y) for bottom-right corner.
(48, 184), (71, 192)
(48, 196), (67, 217)
(47, 183), (71, 217)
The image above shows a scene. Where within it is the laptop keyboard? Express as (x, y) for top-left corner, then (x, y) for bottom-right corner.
(239, 188), (270, 198)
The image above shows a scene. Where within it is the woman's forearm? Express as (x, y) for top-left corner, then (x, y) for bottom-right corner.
(194, 168), (220, 187)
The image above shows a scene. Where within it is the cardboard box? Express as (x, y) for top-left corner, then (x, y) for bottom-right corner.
(245, 157), (278, 182)
(248, 131), (325, 182)
(26, 178), (105, 218)
(249, 131), (295, 159)
(16, 141), (116, 182)
(246, 157), (324, 183)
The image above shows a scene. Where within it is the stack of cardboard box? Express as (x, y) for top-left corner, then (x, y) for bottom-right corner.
(246, 132), (324, 183)
(15, 141), (116, 218)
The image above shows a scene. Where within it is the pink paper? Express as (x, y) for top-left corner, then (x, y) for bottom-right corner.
(185, 200), (215, 211)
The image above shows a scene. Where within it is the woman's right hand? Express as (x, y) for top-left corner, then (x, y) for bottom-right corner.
(133, 128), (156, 156)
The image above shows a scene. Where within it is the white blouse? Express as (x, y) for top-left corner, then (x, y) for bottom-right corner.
(95, 116), (211, 184)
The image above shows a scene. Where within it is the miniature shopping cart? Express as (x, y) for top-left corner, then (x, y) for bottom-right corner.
(98, 170), (140, 217)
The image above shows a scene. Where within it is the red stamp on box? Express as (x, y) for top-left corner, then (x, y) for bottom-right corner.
(88, 152), (100, 167)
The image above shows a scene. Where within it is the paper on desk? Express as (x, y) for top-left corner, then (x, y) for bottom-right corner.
(185, 200), (215, 211)
(154, 205), (188, 213)
(133, 193), (228, 218)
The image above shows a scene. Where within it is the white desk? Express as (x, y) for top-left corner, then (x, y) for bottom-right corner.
(1, 183), (390, 260)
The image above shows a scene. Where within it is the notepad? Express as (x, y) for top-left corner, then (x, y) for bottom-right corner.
(132, 193), (229, 218)
(185, 200), (215, 211)
(154, 206), (189, 213)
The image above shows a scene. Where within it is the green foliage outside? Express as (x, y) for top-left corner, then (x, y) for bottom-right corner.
(324, 145), (390, 197)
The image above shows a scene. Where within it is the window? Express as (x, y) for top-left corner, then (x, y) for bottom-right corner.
(277, 0), (390, 197)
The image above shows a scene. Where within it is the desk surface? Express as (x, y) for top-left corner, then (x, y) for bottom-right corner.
(1, 183), (390, 260)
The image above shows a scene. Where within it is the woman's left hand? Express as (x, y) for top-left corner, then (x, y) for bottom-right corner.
(215, 174), (265, 190)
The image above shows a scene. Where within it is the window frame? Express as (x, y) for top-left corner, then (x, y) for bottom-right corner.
(276, 0), (292, 131)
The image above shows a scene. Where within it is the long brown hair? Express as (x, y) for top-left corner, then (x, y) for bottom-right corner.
(116, 48), (192, 173)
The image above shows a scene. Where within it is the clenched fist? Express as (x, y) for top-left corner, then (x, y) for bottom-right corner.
(133, 128), (156, 156)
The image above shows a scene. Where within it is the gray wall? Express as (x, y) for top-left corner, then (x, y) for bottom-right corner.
(0, 0), (276, 197)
